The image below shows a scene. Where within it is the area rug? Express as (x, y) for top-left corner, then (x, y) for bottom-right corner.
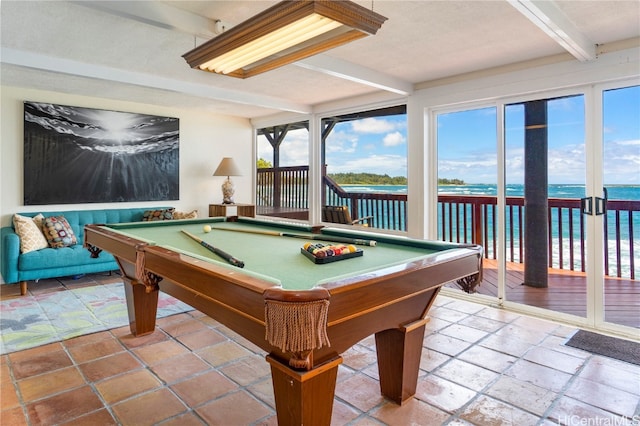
(565, 330), (640, 366)
(0, 283), (193, 355)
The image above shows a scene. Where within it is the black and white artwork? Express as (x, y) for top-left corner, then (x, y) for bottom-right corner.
(23, 101), (179, 205)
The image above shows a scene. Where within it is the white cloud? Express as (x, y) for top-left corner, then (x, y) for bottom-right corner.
(351, 117), (396, 134)
(327, 154), (406, 177)
(383, 131), (405, 147)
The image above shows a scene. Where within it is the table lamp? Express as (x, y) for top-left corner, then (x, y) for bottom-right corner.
(213, 157), (242, 204)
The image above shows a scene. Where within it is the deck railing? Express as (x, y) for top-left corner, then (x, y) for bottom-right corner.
(256, 167), (638, 279)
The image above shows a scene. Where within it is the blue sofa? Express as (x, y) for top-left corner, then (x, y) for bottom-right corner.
(1, 207), (173, 295)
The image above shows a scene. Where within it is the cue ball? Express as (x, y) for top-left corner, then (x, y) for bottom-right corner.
(203, 225), (212, 233)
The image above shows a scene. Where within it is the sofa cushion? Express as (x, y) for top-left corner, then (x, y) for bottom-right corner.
(18, 244), (115, 271)
(42, 216), (77, 248)
(13, 213), (48, 253)
(142, 208), (175, 221)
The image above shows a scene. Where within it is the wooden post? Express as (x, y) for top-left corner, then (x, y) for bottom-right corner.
(523, 100), (549, 288)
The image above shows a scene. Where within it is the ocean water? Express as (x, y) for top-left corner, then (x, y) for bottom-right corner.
(340, 183), (639, 278)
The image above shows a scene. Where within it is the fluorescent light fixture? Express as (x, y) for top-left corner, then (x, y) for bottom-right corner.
(182, 0), (387, 78)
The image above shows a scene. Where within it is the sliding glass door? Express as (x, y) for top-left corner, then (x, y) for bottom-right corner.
(435, 84), (639, 332)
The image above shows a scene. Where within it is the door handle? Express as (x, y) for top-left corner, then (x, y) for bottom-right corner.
(581, 196), (593, 215)
(595, 187), (608, 216)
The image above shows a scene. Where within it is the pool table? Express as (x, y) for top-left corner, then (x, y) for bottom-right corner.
(84, 217), (482, 425)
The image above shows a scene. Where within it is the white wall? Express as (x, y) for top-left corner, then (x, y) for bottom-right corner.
(0, 86), (253, 227)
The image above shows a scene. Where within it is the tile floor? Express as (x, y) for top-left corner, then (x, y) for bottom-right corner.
(1, 276), (639, 426)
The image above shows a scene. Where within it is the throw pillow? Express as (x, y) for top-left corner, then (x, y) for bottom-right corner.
(13, 213), (48, 253)
(42, 216), (77, 248)
(173, 209), (198, 220)
(142, 208), (175, 221)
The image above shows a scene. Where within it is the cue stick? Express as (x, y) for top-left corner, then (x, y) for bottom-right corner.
(181, 230), (245, 268)
(211, 226), (377, 247)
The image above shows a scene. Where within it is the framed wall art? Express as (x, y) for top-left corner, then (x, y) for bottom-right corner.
(23, 101), (179, 205)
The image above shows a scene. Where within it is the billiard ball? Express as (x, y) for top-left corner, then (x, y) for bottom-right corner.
(203, 225), (212, 233)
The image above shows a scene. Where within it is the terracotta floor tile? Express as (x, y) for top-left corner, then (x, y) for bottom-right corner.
(156, 312), (193, 328)
(371, 398), (450, 425)
(424, 332), (473, 357)
(564, 376), (639, 417)
(546, 395), (630, 425)
(434, 359), (499, 391)
(151, 352), (211, 384)
(196, 391), (272, 425)
(117, 329), (169, 349)
(170, 370), (238, 407)
(506, 359), (573, 392)
(25, 386), (104, 425)
(440, 323), (489, 343)
(18, 366), (85, 402)
(475, 307), (521, 323)
(218, 355), (271, 386)
(1, 359), (12, 384)
(67, 338), (124, 363)
(330, 399), (361, 425)
(7, 342), (64, 364)
(0, 406), (28, 425)
(1, 380), (20, 409)
(512, 315), (560, 333)
(480, 333), (534, 357)
(95, 369), (161, 404)
(335, 373), (385, 412)
(176, 327), (226, 351)
(458, 345), (517, 373)
(424, 316), (454, 333)
(458, 314), (507, 333)
(459, 395), (540, 425)
(414, 375), (477, 413)
(429, 306), (471, 323)
(63, 330), (114, 348)
(523, 345), (585, 373)
(246, 377), (275, 410)
(10, 349), (73, 380)
(132, 340), (189, 365)
(160, 318), (207, 337)
(446, 299), (487, 315)
(579, 356), (640, 395)
(159, 411), (207, 426)
(494, 323), (550, 345)
(58, 409), (118, 425)
(196, 341), (252, 367)
(112, 388), (187, 426)
(78, 352), (141, 382)
(419, 348), (451, 372)
(339, 345), (378, 371)
(484, 375), (556, 416)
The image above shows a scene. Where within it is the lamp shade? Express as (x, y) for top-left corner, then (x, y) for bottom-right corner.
(213, 157), (242, 177)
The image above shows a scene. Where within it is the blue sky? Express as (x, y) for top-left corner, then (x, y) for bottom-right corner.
(258, 85), (639, 185)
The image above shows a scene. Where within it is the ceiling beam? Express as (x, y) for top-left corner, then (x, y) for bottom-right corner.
(508, 0), (596, 62)
(1, 48), (311, 114)
(72, 1), (221, 39)
(295, 55), (413, 95)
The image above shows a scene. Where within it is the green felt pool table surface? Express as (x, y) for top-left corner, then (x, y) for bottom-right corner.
(106, 217), (467, 290)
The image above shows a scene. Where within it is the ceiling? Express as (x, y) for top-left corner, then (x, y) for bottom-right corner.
(1, 1), (639, 119)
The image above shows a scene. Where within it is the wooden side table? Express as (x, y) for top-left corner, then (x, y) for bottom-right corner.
(209, 203), (256, 218)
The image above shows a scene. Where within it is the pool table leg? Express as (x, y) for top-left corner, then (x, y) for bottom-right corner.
(375, 318), (428, 404)
(267, 355), (342, 426)
(123, 277), (159, 336)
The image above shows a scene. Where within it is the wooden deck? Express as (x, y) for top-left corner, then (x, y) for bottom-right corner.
(447, 259), (640, 328)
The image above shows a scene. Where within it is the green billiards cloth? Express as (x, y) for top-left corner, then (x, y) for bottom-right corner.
(107, 218), (462, 290)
